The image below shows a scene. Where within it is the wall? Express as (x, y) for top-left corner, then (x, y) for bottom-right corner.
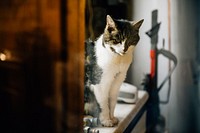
(130, 0), (199, 132)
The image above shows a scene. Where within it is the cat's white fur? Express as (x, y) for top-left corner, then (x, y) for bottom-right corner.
(91, 34), (135, 126)
(106, 38), (127, 56)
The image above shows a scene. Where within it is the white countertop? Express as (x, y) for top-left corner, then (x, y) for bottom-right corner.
(92, 90), (149, 133)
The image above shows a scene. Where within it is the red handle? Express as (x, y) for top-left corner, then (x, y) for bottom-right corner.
(150, 50), (156, 79)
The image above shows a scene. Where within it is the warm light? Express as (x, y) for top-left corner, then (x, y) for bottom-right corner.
(0, 53), (6, 61)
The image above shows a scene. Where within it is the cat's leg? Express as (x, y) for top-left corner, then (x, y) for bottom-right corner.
(92, 75), (116, 127)
(109, 72), (126, 125)
(92, 84), (113, 127)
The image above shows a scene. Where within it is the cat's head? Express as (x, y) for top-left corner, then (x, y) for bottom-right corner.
(103, 15), (144, 56)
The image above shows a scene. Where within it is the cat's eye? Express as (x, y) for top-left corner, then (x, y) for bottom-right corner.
(113, 40), (121, 44)
(108, 27), (115, 33)
(113, 40), (118, 44)
(115, 34), (120, 39)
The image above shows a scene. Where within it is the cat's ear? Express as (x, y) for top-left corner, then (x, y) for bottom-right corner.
(106, 15), (116, 29)
(132, 19), (144, 30)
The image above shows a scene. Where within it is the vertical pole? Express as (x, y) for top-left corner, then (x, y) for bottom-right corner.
(168, 0), (172, 100)
(146, 9), (160, 132)
(150, 10), (158, 89)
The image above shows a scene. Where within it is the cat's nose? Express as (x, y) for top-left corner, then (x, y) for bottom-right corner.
(119, 52), (126, 56)
(119, 53), (124, 56)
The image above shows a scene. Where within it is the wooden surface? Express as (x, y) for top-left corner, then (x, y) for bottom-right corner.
(0, 0), (85, 132)
(65, 0), (85, 132)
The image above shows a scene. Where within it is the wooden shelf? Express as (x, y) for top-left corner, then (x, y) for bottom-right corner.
(92, 90), (149, 133)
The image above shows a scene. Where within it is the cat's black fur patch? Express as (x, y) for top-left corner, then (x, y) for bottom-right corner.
(84, 39), (102, 117)
(85, 39), (103, 85)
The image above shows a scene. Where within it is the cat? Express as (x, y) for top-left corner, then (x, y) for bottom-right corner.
(84, 15), (144, 127)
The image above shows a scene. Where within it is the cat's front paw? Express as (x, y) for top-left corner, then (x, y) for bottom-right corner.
(111, 117), (119, 125)
(101, 119), (114, 127)
(100, 117), (118, 127)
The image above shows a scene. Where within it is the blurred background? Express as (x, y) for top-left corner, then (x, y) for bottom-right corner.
(1, 0), (200, 133)
(0, 0), (84, 133)
(86, 0), (200, 132)
(131, 0), (200, 133)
